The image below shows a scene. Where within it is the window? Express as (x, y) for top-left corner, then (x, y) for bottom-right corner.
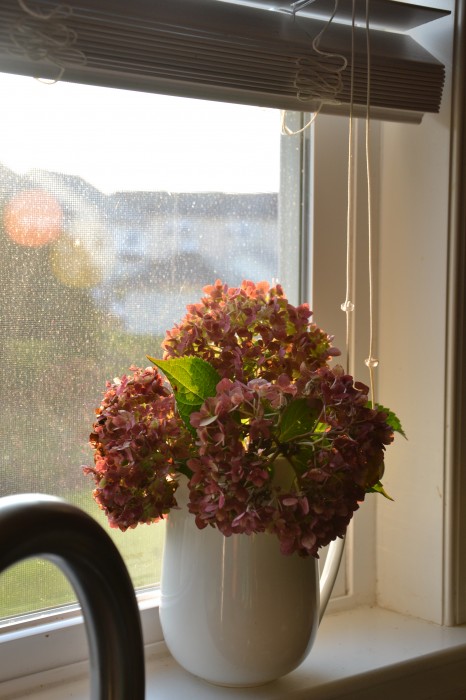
(0, 71), (351, 680)
(0, 72), (292, 622)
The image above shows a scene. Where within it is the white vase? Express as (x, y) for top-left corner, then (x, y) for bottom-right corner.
(160, 484), (343, 687)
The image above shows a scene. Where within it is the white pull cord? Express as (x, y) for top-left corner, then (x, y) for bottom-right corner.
(340, 0), (356, 374)
(362, 0), (378, 408)
(281, 0), (347, 136)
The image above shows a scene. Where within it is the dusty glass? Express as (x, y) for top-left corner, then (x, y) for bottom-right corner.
(0, 73), (283, 621)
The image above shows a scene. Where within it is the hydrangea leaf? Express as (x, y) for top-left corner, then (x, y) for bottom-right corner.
(374, 403), (407, 439)
(278, 398), (320, 443)
(366, 480), (394, 501)
(147, 356), (220, 431)
(288, 445), (315, 474)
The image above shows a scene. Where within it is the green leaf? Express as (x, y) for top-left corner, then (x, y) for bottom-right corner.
(366, 480), (394, 501)
(288, 445), (315, 474)
(370, 402), (407, 439)
(278, 398), (320, 443)
(147, 356), (220, 431)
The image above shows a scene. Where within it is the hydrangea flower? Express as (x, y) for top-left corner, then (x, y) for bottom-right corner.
(162, 279), (340, 382)
(83, 366), (191, 530)
(187, 366), (393, 556)
(84, 280), (401, 557)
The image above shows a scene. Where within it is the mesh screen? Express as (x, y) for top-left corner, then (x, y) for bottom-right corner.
(0, 73), (281, 620)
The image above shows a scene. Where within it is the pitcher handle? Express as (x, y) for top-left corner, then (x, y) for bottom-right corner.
(319, 536), (345, 623)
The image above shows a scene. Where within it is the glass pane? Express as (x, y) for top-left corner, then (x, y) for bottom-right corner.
(0, 73), (283, 621)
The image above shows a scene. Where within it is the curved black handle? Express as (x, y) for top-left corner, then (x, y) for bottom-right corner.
(0, 494), (145, 700)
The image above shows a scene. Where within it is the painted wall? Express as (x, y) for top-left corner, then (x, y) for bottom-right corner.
(376, 1), (455, 623)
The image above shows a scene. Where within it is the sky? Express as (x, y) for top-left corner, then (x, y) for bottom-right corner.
(0, 72), (281, 194)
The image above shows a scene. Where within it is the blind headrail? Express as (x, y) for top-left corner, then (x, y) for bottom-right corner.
(0, 0), (448, 122)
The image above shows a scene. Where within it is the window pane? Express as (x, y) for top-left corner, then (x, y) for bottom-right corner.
(0, 73), (283, 621)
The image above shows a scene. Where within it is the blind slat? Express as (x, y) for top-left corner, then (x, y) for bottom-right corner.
(0, 0), (447, 121)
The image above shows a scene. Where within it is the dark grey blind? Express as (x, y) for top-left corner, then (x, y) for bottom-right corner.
(0, 0), (448, 121)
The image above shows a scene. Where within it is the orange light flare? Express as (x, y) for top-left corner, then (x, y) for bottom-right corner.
(3, 189), (63, 247)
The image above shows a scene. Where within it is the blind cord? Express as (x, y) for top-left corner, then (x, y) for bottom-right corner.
(283, 0), (378, 407)
(282, 0), (346, 136)
(363, 0), (378, 408)
(281, 106), (321, 136)
(10, 0), (86, 83)
(17, 0), (71, 20)
(340, 0), (356, 375)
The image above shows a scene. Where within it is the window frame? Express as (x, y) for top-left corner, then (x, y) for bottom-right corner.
(445, 0), (466, 626)
(0, 96), (336, 679)
(0, 104), (361, 682)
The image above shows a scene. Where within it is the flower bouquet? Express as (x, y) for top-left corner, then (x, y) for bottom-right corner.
(84, 280), (403, 558)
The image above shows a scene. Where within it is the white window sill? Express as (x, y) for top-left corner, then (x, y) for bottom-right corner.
(1, 606), (466, 699)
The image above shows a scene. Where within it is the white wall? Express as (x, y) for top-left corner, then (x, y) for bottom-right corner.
(376, 2), (455, 623)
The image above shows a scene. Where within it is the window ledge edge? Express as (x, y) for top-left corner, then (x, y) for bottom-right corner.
(1, 606), (466, 699)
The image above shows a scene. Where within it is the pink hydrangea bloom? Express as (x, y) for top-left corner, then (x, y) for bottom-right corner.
(83, 366), (191, 530)
(186, 365), (393, 557)
(83, 281), (398, 557)
(162, 279), (340, 383)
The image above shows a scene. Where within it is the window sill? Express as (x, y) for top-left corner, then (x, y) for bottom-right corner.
(1, 606), (466, 699)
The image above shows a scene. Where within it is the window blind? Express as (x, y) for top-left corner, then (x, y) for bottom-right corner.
(0, 0), (449, 122)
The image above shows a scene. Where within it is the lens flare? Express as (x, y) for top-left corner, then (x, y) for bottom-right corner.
(4, 189), (62, 247)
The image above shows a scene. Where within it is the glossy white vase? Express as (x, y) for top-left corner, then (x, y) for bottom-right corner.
(160, 484), (343, 687)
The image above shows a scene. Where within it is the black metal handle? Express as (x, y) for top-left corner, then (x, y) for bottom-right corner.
(0, 494), (145, 700)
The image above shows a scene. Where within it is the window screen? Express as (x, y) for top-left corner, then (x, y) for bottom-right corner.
(0, 72), (283, 620)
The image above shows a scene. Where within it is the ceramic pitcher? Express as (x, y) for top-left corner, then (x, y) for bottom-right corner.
(160, 483), (344, 687)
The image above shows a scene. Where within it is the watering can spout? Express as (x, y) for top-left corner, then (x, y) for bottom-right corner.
(319, 537), (345, 623)
(0, 494), (145, 700)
